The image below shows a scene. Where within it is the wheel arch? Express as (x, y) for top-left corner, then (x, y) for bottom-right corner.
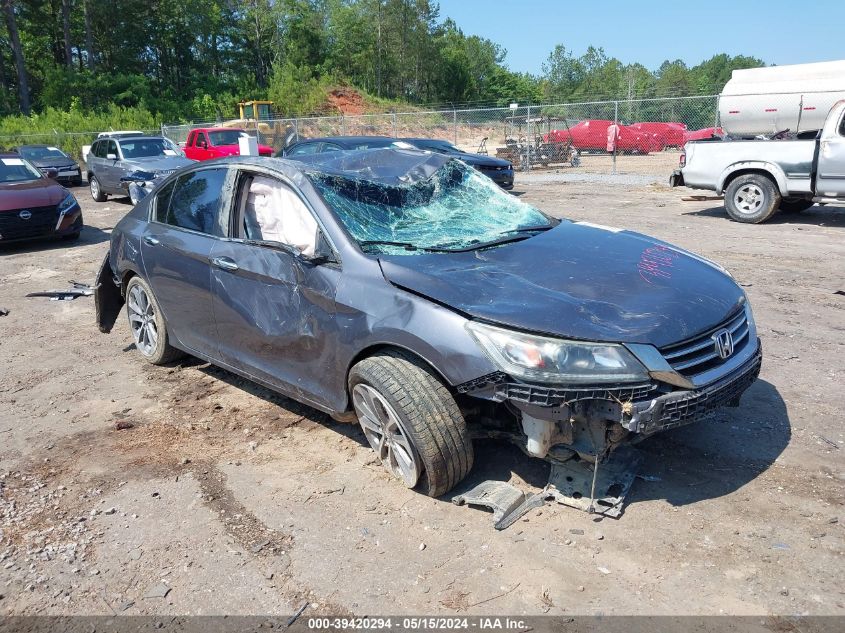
(718, 162), (787, 195)
(342, 343), (455, 412)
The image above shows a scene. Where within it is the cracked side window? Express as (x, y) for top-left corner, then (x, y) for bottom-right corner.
(309, 161), (550, 254)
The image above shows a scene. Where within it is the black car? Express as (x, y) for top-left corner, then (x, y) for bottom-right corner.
(281, 136), (515, 189)
(280, 136), (395, 157)
(14, 144), (83, 187)
(399, 138), (514, 189)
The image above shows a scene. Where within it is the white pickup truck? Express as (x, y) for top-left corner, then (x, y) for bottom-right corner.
(671, 100), (845, 223)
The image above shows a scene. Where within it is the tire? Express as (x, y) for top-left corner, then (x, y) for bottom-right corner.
(779, 197), (814, 213)
(125, 277), (184, 365)
(61, 231), (81, 241)
(90, 175), (107, 202)
(71, 177), (83, 187)
(349, 350), (473, 497)
(724, 173), (781, 224)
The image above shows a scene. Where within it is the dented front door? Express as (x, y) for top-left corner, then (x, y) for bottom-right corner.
(208, 240), (342, 408)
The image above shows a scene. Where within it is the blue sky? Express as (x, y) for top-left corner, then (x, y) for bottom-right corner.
(436, 0), (845, 74)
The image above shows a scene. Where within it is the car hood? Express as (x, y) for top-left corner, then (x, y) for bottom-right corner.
(123, 156), (194, 171)
(377, 222), (745, 348)
(0, 178), (66, 211)
(29, 156), (78, 168)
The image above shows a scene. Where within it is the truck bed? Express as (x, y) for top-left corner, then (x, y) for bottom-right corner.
(682, 138), (816, 194)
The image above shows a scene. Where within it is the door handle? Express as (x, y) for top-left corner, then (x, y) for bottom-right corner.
(211, 256), (239, 272)
(143, 236), (160, 246)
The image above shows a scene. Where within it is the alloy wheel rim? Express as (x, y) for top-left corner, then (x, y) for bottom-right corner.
(734, 184), (764, 214)
(90, 178), (99, 198)
(127, 284), (158, 356)
(352, 384), (421, 487)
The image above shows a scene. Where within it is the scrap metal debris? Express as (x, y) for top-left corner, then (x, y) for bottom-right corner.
(453, 481), (548, 530)
(26, 280), (95, 301)
(546, 446), (643, 518)
(454, 446), (644, 529)
(0, 307), (8, 316)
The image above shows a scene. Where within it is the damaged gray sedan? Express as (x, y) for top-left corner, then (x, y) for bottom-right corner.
(95, 148), (762, 517)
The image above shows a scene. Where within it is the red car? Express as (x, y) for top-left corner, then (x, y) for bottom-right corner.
(183, 127), (273, 160)
(683, 127), (724, 144)
(0, 153), (83, 243)
(629, 122), (687, 148)
(545, 120), (659, 154)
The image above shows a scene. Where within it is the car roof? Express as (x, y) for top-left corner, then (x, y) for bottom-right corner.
(0, 152), (22, 158)
(200, 127), (244, 132)
(198, 148), (453, 186)
(110, 136), (165, 143)
(294, 136), (394, 146)
(16, 144), (55, 149)
(401, 138), (451, 144)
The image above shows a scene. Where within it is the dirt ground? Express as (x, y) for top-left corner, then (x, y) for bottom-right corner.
(1, 174), (843, 618)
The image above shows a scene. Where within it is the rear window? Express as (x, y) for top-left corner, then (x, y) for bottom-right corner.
(154, 168), (229, 237)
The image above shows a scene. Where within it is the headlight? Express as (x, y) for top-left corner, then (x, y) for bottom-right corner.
(466, 321), (649, 384)
(57, 192), (78, 214)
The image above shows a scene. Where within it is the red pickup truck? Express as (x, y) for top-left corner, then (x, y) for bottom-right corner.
(183, 127), (273, 160)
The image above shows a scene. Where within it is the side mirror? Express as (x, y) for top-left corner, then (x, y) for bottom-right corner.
(44, 168), (59, 179)
(199, 140), (208, 149)
(308, 231), (336, 265)
(106, 153), (118, 160)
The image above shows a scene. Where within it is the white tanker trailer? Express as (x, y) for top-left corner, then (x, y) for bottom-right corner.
(719, 60), (845, 136)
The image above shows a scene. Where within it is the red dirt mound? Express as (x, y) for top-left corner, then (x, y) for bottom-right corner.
(326, 88), (366, 115)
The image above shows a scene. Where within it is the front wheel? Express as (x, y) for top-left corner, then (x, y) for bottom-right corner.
(90, 175), (107, 202)
(724, 173), (780, 223)
(125, 277), (184, 365)
(349, 350), (473, 497)
(779, 197), (814, 213)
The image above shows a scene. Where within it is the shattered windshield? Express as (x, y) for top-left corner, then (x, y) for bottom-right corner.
(309, 160), (552, 254)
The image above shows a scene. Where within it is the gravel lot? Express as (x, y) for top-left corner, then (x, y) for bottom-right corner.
(1, 175), (843, 617)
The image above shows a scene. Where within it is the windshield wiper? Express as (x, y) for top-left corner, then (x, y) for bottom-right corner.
(358, 240), (456, 253)
(501, 223), (555, 235)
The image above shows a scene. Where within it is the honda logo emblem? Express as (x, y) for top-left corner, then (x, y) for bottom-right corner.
(712, 328), (734, 360)
(18, 210), (32, 220)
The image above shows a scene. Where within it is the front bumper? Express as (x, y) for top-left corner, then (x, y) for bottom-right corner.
(481, 169), (514, 189)
(458, 339), (762, 435)
(669, 169), (685, 187)
(623, 341), (762, 435)
(0, 204), (82, 242)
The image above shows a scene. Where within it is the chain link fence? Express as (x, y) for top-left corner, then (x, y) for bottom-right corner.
(161, 95), (720, 178)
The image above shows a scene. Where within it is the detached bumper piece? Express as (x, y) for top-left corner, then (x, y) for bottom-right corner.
(623, 346), (762, 435)
(452, 446), (644, 527)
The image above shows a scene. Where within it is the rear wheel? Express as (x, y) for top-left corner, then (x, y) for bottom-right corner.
(724, 173), (780, 223)
(779, 197), (814, 213)
(90, 175), (107, 202)
(125, 277), (184, 365)
(349, 350), (473, 497)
